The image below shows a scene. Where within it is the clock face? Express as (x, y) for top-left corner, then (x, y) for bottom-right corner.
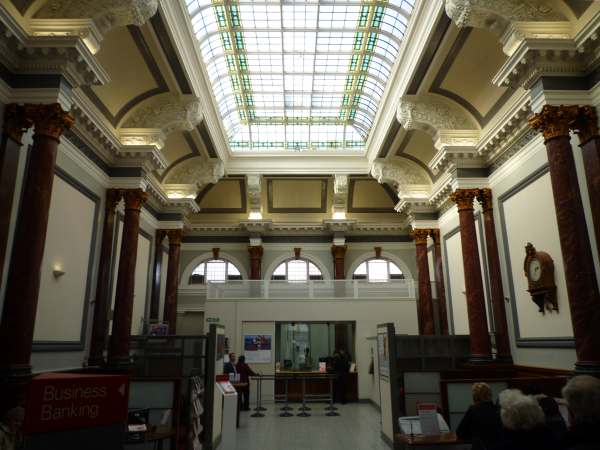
(529, 259), (542, 282)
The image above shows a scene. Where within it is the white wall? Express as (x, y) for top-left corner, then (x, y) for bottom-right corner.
(204, 297), (418, 400)
(33, 174), (97, 344)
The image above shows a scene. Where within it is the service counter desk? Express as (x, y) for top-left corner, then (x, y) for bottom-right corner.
(273, 371), (358, 402)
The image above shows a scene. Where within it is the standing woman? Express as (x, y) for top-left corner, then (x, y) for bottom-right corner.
(236, 355), (257, 411)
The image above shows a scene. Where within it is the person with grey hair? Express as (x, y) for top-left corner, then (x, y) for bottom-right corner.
(492, 389), (559, 450)
(561, 375), (600, 450)
(0, 407), (24, 450)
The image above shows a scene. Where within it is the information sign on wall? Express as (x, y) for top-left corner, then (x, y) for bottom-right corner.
(243, 335), (272, 363)
(377, 331), (389, 378)
(24, 373), (129, 434)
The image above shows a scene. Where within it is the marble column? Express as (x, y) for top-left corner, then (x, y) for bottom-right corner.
(530, 105), (600, 375)
(0, 105), (31, 282)
(88, 189), (123, 366)
(248, 245), (264, 280)
(331, 245), (347, 280)
(149, 230), (167, 321)
(163, 229), (183, 333)
(477, 189), (512, 363)
(107, 188), (148, 368)
(572, 105), (600, 262)
(411, 229), (435, 335)
(430, 229), (449, 335)
(0, 104), (73, 378)
(450, 189), (492, 362)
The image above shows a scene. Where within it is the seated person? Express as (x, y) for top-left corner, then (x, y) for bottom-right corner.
(561, 375), (600, 450)
(456, 382), (502, 450)
(223, 352), (237, 375)
(493, 389), (560, 450)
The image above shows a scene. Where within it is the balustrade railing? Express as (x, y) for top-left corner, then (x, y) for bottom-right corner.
(206, 279), (415, 300)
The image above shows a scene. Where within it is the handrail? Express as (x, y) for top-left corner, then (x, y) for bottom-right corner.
(206, 278), (416, 300)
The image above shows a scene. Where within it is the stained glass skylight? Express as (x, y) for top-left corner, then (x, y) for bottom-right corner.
(186, 0), (415, 152)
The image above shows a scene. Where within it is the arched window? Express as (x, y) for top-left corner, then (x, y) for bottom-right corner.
(189, 259), (242, 284)
(352, 258), (404, 282)
(271, 258), (323, 282)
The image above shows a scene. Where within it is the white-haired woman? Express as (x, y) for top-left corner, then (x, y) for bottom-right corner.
(493, 389), (560, 450)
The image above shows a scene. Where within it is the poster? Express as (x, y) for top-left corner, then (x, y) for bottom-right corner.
(243, 335), (272, 363)
(377, 331), (389, 378)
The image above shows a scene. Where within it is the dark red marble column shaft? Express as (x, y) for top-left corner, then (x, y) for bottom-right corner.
(0, 105), (31, 282)
(331, 245), (347, 280)
(163, 229), (182, 333)
(477, 189), (512, 363)
(149, 230), (167, 321)
(88, 189), (122, 366)
(411, 229), (435, 335)
(573, 106), (600, 267)
(108, 189), (148, 367)
(530, 105), (600, 374)
(248, 245), (263, 280)
(450, 189), (492, 362)
(0, 104), (73, 375)
(430, 229), (449, 335)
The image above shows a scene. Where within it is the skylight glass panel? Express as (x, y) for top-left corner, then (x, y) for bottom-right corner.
(187, 0), (415, 152)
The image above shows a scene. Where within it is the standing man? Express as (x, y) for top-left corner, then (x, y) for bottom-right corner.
(236, 355), (257, 411)
(224, 352), (237, 375)
(333, 349), (350, 404)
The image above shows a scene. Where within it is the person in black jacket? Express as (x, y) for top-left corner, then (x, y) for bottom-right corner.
(223, 352), (237, 375)
(456, 382), (503, 450)
(492, 389), (560, 450)
(561, 375), (600, 450)
(332, 350), (350, 404)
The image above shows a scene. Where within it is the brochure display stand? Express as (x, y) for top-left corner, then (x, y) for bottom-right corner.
(189, 376), (205, 450)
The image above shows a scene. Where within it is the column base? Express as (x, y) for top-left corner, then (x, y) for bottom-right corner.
(468, 355), (494, 364)
(575, 361), (600, 377)
(86, 357), (106, 367)
(106, 356), (133, 371)
(494, 356), (514, 365)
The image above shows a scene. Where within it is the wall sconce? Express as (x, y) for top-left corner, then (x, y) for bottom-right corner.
(52, 264), (65, 279)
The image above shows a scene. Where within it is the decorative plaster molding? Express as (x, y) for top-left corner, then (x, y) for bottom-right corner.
(122, 93), (203, 135)
(246, 174), (262, 215)
(492, 39), (591, 89)
(332, 174), (348, 216)
(445, 0), (565, 38)
(370, 159), (431, 195)
(164, 157), (225, 188)
(36, 0), (158, 38)
(429, 130), (482, 174)
(397, 94), (478, 137)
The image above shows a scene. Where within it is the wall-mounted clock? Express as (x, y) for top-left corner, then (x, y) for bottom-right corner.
(523, 243), (557, 313)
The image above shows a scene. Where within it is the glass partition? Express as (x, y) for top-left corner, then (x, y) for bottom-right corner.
(276, 321), (355, 371)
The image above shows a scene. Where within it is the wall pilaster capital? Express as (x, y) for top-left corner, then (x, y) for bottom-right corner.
(122, 188), (148, 211)
(331, 245), (347, 260)
(248, 245), (264, 260)
(166, 229), (183, 246)
(429, 228), (441, 245)
(571, 105), (599, 147)
(410, 228), (430, 246)
(2, 104), (32, 144)
(477, 188), (493, 212)
(449, 188), (479, 211)
(529, 104), (578, 142)
(105, 188), (123, 212)
(23, 103), (74, 141)
(156, 229), (167, 245)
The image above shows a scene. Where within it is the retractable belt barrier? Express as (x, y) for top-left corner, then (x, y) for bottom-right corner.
(249, 374), (340, 418)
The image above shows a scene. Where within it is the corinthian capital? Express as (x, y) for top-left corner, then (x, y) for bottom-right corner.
(24, 103), (74, 141)
(37, 0), (159, 36)
(397, 94), (477, 138)
(449, 188), (479, 211)
(411, 229), (430, 246)
(529, 104), (578, 142)
(122, 94), (203, 136)
(445, 0), (563, 36)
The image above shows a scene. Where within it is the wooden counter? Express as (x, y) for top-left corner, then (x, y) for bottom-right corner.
(274, 371), (358, 402)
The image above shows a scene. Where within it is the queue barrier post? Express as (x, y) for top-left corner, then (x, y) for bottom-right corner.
(296, 377), (311, 417)
(250, 375), (265, 418)
(325, 375), (340, 416)
(279, 377), (293, 417)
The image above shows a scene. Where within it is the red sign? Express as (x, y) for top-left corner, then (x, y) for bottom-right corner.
(24, 372), (129, 433)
